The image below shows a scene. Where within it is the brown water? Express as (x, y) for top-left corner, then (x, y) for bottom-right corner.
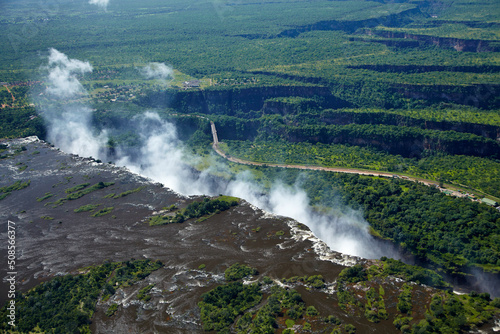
(0, 137), (497, 333)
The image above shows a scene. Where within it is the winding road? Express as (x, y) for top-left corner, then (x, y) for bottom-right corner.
(208, 120), (488, 200)
(211, 122), (438, 184)
(173, 114), (489, 200)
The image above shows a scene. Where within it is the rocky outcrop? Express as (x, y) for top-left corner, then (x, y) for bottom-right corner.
(138, 85), (350, 115)
(392, 83), (500, 109)
(320, 110), (500, 139)
(370, 30), (500, 52)
(276, 7), (423, 37)
(346, 64), (500, 74)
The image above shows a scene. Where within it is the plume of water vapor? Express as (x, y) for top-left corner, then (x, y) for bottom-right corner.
(46, 48), (92, 98)
(225, 177), (396, 259)
(224, 171), (267, 204)
(46, 105), (107, 159)
(37, 49), (107, 159)
(89, 0), (109, 10)
(139, 63), (174, 85)
(114, 112), (211, 196)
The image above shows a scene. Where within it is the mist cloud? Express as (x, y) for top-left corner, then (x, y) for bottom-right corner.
(46, 48), (92, 98)
(47, 105), (107, 159)
(38, 49), (107, 159)
(114, 112), (212, 196)
(89, 0), (109, 10)
(224, 175), (396, 259)
(139, 63), (174, 85)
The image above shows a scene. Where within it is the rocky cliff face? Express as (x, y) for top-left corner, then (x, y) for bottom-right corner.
(371, 30), (500, 52)
(284, 126), (499, 159)
(276, 7), (423, 37)
(393, 83), (500, 109)
(320, 110), (500, 139)
(136, 84), (351, 114)
(168, 85), (350, 116)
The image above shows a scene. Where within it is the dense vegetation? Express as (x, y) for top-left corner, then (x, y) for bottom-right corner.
(341, 177), (500, 274)
(149, 196), (239, 225)
(200, 263), (337, 333)
(0, 259), (162, 333)
(0, 107), (45, 139)
(336, 265), (500, 332)
(199, 282), (263, 332)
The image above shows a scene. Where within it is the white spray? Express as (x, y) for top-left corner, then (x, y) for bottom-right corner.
(114, 112), (213, 196)
(89, 0), (109, 10)
(139, 62), (174, 86)
(39, 48), (107, 159)
(223, 174), (393, 259)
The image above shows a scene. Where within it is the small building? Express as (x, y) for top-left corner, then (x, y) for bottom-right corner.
(183, 80), (201, 88)
(481, 198), (498, 207)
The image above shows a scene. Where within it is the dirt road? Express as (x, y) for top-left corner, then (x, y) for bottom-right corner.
(3, 85), (15, 107)
(209, 121), (442, 187)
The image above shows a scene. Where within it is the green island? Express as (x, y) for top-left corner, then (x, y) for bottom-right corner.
(149, 196), (239, 226)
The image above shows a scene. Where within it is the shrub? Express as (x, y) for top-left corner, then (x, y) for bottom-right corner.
(306, 306), (318, 317)
(225, 263), (258, 281)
